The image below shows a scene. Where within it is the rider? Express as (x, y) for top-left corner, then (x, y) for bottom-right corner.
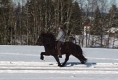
(56, 25), (65, 58)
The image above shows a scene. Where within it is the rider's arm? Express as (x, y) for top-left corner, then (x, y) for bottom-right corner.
(56, 31), (63, 41)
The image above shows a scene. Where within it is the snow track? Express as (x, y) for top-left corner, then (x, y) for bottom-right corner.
(0, 61), (118, 74)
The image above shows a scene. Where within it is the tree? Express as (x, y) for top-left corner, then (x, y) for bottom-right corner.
(91, 6), (107, 47)
(90, 6), (101, 35)
(106, 4), (118, 48)
(70, 1), (82, 35)
(0, 0), (13, 44)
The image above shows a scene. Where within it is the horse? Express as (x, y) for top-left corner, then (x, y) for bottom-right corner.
(36, 32), (87, 67)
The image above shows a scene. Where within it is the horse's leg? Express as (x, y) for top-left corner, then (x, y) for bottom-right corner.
(62, 54), (70, 67)
(80, 55), (87, 64)
(40, 52), (49, 60)
(41, 52), (61, 67)
(53, 55), (61, 67)
(72, 54), (86, 64)
(40, 52), (45, 60)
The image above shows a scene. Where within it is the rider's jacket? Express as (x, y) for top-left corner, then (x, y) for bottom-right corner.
(56, 29), (65, 42)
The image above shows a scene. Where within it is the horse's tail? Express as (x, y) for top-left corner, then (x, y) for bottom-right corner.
(76, 45), (87, 62)
(76, 45), (83, 54)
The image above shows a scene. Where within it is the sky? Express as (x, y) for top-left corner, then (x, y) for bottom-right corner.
(12, 0), (118, 8)
(11, 0), (118, 13)
(108, 0), (118, 6)
(12, 0), (27, 6)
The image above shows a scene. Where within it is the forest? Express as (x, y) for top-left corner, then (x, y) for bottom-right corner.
(0, 0), (118, 48)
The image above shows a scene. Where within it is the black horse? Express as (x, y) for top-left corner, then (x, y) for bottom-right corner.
(36, 32), (87, 67)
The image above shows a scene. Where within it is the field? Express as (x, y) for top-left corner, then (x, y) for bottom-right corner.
(0, 45), (118, 80)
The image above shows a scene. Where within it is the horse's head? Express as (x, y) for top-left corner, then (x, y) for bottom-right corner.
(36, 32), (56, 45)
(36, 32), (45, 45)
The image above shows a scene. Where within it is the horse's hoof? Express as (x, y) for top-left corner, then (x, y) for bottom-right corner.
(61, 65), (64, 67)
(40, 56), (44, 60)
(81, 61), (85, 64)
(81, 60), (87, 64)
(61, 64), (65, 67)
(58, 64), (62, 67)
(58, 64), (65, 67)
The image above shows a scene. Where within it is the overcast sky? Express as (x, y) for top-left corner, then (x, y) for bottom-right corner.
(12, 0), (118, 11)
(12, 0), (118, 6)
(12, 0), (27, 5)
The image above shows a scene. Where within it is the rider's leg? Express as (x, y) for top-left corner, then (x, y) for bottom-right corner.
(57, 41), (62, 58)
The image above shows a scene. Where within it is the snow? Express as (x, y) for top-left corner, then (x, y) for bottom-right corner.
(0, 45), (118, 80)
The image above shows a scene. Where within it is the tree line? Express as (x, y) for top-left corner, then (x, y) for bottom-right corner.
(0, 0), (118, 48)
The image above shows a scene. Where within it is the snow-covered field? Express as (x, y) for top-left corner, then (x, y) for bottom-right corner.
(0, 45), (118, 80)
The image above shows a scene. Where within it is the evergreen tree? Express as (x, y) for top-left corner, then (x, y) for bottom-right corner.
(90, 6), (101, 35)
(106, 4), (118, 48)
(70, 1), (82, 35)
(108, 4), (118, 28)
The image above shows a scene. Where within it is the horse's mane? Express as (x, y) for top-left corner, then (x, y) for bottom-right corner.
(47, 32), (56, 41)
(41, 32), (56, 41)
